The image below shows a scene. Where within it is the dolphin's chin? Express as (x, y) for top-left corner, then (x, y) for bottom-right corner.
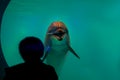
(58, 38), (63, 41)
(54, 35), (64, 41)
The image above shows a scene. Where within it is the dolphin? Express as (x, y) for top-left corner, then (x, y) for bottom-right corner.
(42, 21), (80, 76)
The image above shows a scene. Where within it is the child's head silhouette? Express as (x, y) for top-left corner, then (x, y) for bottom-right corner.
(19, 36), (44, 62)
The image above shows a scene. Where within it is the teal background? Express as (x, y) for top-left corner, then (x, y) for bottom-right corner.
(1, 0), (120, 80)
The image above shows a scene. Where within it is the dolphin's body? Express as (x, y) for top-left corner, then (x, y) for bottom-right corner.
(42, 21), (80, 75)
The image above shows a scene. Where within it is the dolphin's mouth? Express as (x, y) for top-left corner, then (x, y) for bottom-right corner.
(53, 30), (65, 41)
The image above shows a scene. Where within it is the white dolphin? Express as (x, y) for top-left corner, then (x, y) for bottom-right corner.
(42, 21), (80, 76)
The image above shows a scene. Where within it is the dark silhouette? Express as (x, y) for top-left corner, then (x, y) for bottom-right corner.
(0, 0), (10, 79)
(3, 36), (58, 80)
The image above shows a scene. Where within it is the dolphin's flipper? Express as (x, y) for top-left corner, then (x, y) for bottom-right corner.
(68, 45), (80, 59)
(42, 46), (51, 62)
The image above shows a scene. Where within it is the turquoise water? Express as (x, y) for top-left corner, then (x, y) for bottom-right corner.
(1, 0), (120, 80)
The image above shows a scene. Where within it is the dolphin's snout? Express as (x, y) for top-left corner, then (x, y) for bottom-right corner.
(53, 30), (65, 41)
(54, 31), (65, 37)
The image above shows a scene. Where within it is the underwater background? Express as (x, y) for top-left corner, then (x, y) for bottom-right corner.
(1, 0), (120, 80)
